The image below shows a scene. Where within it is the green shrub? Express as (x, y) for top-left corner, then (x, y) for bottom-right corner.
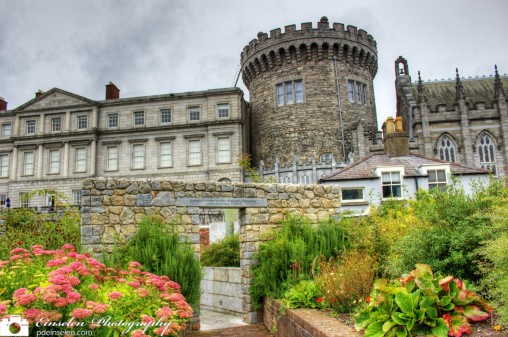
(121, 217), (202, 308)
(355, 264), (492, 337)
(0, 208), (81, 260)
(250, 214), (347, 308)
(201, 234), (240, 267)
(315, 250), (377, 313)
(281, 280), (325, 309)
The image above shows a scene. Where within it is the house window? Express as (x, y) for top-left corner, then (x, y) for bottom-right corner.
(132, 144), (145, 169)
(382, 171), (402, 198)
(48, 149), (60, 174)
(75, 147), (87, 172)
(438, 135), (457, 163)
(159, 142), (172, 167)
(2, 124), (12, 138)
(45, 193), (54, 207)
(217, 137), (231, 163)
(342, 188), (365, 202)
(19, 192), (30, 208)
(0, 154), (9, 177)
(108, 114), (118, 128)
(52, 118), (61, 132)
(477, 133), (497, 175)
(26, 120), (36, 135)
(160, 109), (172, 124)
(428, 169), (447, 191)
(23, 151), (34, 175)
(299, 174), (311, 184)
(0, 194), (6, 206)
(188, 140), (201, 165)
(347, 80), (355, 102)
(133, 111), (145, 126)
(72, 190), (82, 206)
(217, 104), (229, 118)
(106, 146), (119, 171)
(77, 116), (88, 130)
(276, 80), (303, 106)
(355, 82), (362, 103)
(281, 176), (291, 183)
(188, 107), (200, 121)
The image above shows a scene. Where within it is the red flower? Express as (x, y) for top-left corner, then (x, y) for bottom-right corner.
(16, 241), (23, 246)
(366, 296), (371, 303)
(316, 297), (323, 303)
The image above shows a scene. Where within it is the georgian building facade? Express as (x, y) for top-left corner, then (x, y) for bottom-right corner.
(0, 84), (248, 208)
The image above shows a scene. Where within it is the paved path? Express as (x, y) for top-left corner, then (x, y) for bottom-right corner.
(186, 323), (273, 337)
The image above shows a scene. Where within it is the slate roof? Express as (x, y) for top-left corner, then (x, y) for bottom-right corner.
(320, 153), (488, 182)
(408, 76), (508, 111)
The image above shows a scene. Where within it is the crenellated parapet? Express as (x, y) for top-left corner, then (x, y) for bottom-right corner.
(240, 17), (378, 88)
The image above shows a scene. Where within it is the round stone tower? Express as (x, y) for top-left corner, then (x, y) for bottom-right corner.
(241, 17), (378, 166)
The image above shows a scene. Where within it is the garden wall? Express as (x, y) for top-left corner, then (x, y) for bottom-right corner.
(201, 267), (242, 315)
(263, 298), (361, 337)
(80, 178), (342, 323)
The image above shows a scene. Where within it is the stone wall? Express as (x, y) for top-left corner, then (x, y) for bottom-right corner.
(201, 267), (242, 315)
(81, 178), (341, 323)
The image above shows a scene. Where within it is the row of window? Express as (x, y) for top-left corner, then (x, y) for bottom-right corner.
(437, 133), (497, 174)
(0, 104), (231, 138)
(0, 137), (233, 177)
(342, 169), (448, 202)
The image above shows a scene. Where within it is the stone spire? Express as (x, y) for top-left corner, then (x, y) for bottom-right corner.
(494, 65), (505, 98)
(455, 68), (466, 101)
(417, 71), (426, 104)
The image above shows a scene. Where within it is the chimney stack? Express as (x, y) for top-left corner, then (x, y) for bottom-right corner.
(35, 90), (44, 98)
(383, 116), (409, 157)
(105, 82), (120, 100)
(0, 97), (7, 111)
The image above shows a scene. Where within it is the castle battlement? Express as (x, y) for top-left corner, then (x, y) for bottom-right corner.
(241, 17), (378, 87)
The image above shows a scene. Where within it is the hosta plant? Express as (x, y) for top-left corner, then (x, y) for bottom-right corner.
(355, 264), (491, 337)
(0, 244), (192, 337)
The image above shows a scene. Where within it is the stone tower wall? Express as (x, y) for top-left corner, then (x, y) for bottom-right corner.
(241, 17), (378, 166)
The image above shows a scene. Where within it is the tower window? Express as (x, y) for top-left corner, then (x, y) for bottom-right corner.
(347, 80), (367, 105)
(276, 80), (303, 106)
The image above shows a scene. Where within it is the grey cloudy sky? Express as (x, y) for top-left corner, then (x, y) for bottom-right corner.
(0, 0), (507, 127)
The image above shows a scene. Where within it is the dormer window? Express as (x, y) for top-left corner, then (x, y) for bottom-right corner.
(382, 171), (402, 198)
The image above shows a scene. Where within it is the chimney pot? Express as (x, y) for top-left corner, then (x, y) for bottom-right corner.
(0, 97), (7, 111)
(35, 90), (44, 98)
(106, 82), (120, 100)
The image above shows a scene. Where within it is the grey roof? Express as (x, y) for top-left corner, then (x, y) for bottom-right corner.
(320, 153), (488, 181)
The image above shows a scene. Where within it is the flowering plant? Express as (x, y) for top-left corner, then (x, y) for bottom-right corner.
(0, 244), (192, 336)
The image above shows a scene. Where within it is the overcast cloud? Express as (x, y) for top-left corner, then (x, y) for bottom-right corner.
(0, 0), (507, 127)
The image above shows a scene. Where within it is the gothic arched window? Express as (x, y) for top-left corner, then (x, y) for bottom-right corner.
(437, 135), (457, 163)
(477, 133), (497, 175)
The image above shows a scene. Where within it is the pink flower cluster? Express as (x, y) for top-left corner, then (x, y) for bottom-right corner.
(0, 243), (192, 337)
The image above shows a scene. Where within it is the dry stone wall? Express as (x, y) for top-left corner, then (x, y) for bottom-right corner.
(81, 178), (341, 323)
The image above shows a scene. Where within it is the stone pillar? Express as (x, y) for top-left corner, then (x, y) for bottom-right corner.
(13, 115), (20, 137)
(497, 96), (508, 177)
(92, 107), (98, 129)
(239, 207), (259, 324)
(90, 139), (97, 175)
(458, 100), (473, 166)
(39, 114), (44, 134)
(65, 111), (71, 131)
(10, 146), (17, 181)
(37, 144), (43, 179)
(63, 142), (69, 178)
(420, 104), (433, 157)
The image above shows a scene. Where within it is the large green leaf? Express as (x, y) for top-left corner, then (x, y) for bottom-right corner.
(410, 289), (421, 308)
(440, 296), (451, 306)
(391, 312), (408, 325)
(355, 310), (372, 329)
(431, 318), (449, 337)
(382, 320), (397, 332)
(365, 322), (386, 337)
(396, 291), (414, 314)
(395, 327), (408, 337)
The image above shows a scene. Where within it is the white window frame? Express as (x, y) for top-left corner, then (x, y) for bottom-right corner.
(72, 190), (82, 206)
(75, 147), (87, 173)
(106, 146), (119, 171)
(23, 151), (35, 176)
(0, 154), (9, 177)
(131, 144), (145, 170)
(216, 137), (231, 164)
(477, 133), (497, 175)
(159, 142), (172, 168)
(133, 111), (145, 126)
(160, 109), (172, 124)
(26, 120), (36, 135)
(276, 80), (304, 106)
(419, 164), (450, 191)
(341, 188), (365, 203)
(188, 139), (202, 166)
(375, 166), (405, 199)
(77, 115), (88, 130)
(108, 113), (119, 128)
(51, 117), (62, 132)
(320, 153), (333, 164)
(2, 123), (12, 138)
(19, 192), (30, 208)
(188, 107), (200, 122)
(217, 104), (230, 119)
(347, 80), (355, 103)
(48, 149), (60, 174)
